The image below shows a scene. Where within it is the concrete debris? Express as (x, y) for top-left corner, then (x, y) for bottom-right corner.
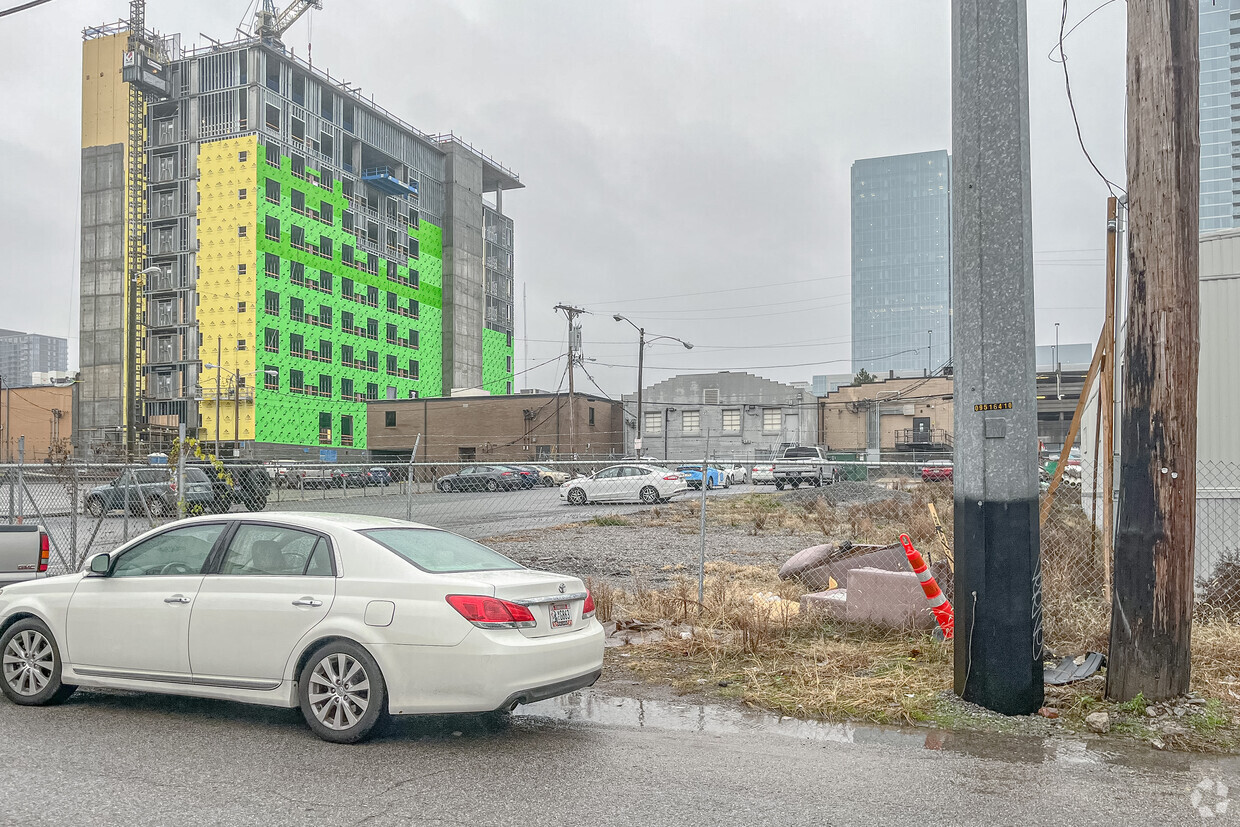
(1085, 712), (1110, 734)
(1038, 707), (1060, 719)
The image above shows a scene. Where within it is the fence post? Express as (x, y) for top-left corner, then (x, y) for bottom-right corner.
(69, 465), (78, 567)
(698, 430), (710, 608)
(122, 466), (130, 543)
(405, 433), (422, 522)
(176, 423), (186, 518)
(15, 437), (24, 525)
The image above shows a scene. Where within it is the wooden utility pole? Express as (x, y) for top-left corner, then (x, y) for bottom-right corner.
(1107, 0), (1200, 702)
(554, 304), (586, 458)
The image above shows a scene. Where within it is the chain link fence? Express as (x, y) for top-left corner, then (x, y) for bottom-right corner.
(3, 455), (1237, 655)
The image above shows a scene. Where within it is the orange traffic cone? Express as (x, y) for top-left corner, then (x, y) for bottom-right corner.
(899, 534), (954, 640)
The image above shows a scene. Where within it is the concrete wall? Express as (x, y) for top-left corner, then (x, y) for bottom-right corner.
(441, 148), (486, 394)
(366, 393), (624, 462)
(1, 386), (73, 461)
(622, 372), (816, 462)
(817, 376), (955, 452)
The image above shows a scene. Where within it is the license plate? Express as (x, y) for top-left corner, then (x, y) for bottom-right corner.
(549, 602), (572, 628)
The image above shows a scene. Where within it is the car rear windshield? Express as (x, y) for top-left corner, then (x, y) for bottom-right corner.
(359, 528), (526, 573)
(783, 448), (820, 459)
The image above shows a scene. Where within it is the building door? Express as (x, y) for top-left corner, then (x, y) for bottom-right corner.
(913, 416), (931, 445)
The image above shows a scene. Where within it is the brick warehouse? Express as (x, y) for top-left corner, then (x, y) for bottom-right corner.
(366, 393), (625, 463)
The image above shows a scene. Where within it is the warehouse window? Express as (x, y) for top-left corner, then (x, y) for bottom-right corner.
(763, 409), (782, 432)
(589, 407), (595, 426)
(644, 411), (662, 435)
(385, 411), (396, 428)
(722, 409), (741, 432)
(682, 410), (700, 434)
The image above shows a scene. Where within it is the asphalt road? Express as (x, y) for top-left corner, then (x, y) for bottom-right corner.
(39, 482), (759, 569)
(0, 684), (1233, 826)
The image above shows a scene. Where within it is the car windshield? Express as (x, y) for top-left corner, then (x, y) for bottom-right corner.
(184, 468), (211, 482)
(359, 528), (525, 573)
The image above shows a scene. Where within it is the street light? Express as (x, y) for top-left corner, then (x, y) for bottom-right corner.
(613, 314), (692, 455)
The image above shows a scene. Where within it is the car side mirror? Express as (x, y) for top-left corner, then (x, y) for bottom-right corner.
(88, 553), (111, 576)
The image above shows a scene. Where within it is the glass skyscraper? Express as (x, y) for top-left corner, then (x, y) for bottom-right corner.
(850, 150), (952, 378)
(1201, 2), (1233, 232)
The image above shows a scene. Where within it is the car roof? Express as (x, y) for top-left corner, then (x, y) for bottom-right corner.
(171, 511), (438, 532)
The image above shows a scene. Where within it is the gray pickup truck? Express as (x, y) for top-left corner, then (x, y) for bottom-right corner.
(0, 525), (51, 587)
(772, 446), (839, 490)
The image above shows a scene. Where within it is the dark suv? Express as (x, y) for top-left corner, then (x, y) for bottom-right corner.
(189, 463), (272, 512)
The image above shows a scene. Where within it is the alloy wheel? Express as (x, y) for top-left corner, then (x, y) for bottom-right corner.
(307, 652), (370, 731)
(3, 629), (54, 697)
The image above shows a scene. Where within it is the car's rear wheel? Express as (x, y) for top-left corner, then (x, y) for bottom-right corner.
(485, 479), (500, 493)
(0, 619), (76, 707)
(439, 479), (454, 493)
(567, 487), (587, 506)
(639, 486), (659, 505)
(85, 496), (105, 518)
(148, 495), (168, 516)
(542, 477), (555, 487)
(810, 478), (821, 487)
(298, 641), (388, 744)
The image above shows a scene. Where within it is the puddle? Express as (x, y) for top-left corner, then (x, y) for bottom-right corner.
(514, 691), (1212, 771)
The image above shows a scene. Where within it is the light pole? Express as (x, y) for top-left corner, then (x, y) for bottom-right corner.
(204, 363), (276, 458)
(127, 265), (163, 458)
(613, 314), (692, 456)
(1054, 321), (1062, 402)
(928, 329), (933, 377)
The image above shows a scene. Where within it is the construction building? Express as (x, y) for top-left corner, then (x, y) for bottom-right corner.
(817, 376), (955, 456)
(77, 3), (519, 457)
(366, 392), (624, 463)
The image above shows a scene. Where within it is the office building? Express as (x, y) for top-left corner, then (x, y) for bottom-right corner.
(0, 331), (69, 388)
(850, 150), (952, 377)
(77, 16), (518, 456)
(1201, 2), (1234, 232)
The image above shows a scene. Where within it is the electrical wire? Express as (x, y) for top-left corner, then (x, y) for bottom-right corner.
(0, 0), (54, 18)
(1056, 0), (1126, 198)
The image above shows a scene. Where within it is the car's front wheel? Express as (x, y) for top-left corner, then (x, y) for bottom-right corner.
(85, 496), (105, 518)
(298, 641), (388, 744)
(439, 479), (454, 493)
(0, 619), (77, 707)
(567, 487), (587, 506)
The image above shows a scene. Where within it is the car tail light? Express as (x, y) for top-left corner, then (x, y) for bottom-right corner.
(37, 532), (49, 574)
(446, 594), (537, 629)
(501, 471), (512, 476)
(663, 475), (679, 481)
(582, 591), (596, 619)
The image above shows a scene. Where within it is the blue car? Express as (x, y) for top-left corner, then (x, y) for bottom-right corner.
(677, 465), (725, 490)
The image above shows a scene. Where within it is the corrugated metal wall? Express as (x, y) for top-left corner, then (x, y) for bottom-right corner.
(1198, 230), (1240, 463)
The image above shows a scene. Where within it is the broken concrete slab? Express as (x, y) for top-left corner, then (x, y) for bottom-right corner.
(800, 588), (848, 619)
(845, 567), (936, 630)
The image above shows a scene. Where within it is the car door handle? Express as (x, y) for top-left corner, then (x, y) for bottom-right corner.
(164, 595), (191, 605)
(292, 597), (323, 608)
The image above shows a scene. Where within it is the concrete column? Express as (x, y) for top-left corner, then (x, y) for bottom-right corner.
(951, 0), (1043, 715)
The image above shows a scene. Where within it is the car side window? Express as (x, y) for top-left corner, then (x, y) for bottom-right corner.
(595, 468), (619, 480)
(111, 524), (226, 577)
(304, 539), (335, 576)
(219, 524), (328, 576)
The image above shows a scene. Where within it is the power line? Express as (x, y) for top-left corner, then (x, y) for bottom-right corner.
(0, 0), (55, 18)
(1056, 0), (1126, 198)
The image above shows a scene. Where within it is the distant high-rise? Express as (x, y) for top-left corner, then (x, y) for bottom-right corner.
(0, 331), (69, 387)
(1201, 3), (1235, 232)
(850, 151), (952, 378)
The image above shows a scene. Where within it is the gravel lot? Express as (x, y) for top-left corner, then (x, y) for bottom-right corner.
(487, 523), (815, 586)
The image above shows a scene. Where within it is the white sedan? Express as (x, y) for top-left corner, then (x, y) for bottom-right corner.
(0, 513), (603, 744)
(560, 464), (687, 505)
(750, 463), (776, 485)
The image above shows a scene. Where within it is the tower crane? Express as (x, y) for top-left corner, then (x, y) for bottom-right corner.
(253, 0), (322, 49)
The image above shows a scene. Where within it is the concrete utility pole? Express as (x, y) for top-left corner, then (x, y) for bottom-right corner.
(554, 304), (585, 457)
(951, 0), (1043, 716)
(1108, 0), (1200, 703)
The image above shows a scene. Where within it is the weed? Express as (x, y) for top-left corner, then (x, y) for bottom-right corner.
(1114, 692), (1147, 715)
(589, 515), (631, 527)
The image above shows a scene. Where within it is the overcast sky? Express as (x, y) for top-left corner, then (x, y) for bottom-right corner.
(0, 0), (1126, 395)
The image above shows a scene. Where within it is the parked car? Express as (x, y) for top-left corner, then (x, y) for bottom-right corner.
(85, 468), (214, 517)
(437, 465), (526, 493)
(366, 467), (394, 486)
(725, 465), (748, 486)
(921, 460), (954, 483)
(750, 463), (776, 485)
(561, 464), (687, 505)
(677, 465), (725, 490)
(773, 446), (838, 490)
(497, 465), (539, 489)
(0, 513), (604, 743)
(530, 465), (570, 487)
(190, 463), (271, 512)
(0, 525), (50, 588)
